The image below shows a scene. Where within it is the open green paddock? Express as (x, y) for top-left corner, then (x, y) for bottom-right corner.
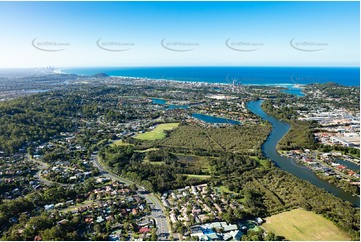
(135, 123), (179, 140)
(262, 208), (351, 241)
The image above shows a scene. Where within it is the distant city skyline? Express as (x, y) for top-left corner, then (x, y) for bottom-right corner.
(0, 1), (359, 68)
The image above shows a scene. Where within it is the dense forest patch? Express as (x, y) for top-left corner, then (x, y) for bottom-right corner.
(160, 124), (271, 155)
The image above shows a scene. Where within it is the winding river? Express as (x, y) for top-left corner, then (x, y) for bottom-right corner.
(247, 100), (360, 207)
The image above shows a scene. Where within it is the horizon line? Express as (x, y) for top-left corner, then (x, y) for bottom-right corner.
(1, 65), (360, 70)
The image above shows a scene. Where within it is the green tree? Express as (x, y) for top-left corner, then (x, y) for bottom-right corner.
(151, 228), (157, 241)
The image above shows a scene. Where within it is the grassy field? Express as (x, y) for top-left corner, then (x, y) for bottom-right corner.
(148, 161), (164, 165)
(111, 140), (133, 147)
(217, 185), (238, 195)
(250, 156), (271, 169)
(135, 123), (179, 140)
(185, 174), (211, 180)
(142, 155), (165, 166)
(262, 208), (351, 241)
(135, 148), (159, 153)
(176, 154), (210, 173)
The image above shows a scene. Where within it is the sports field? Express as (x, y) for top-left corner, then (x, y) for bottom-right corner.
(262, 208), (351, 241)
(135, 123), (179, 140)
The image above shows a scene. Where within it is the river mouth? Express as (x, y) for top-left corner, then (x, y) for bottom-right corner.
(247, 99), (359, 207)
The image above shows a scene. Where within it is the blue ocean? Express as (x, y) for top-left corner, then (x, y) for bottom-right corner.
(63, 67), (360, 86)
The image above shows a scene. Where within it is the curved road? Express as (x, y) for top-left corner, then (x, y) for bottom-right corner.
(90, 154), (170, 240)
(29, 153), (170, 239)
(27, 155), (68, 187)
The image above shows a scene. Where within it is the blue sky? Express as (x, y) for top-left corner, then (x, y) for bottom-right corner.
(0, 1), (359, 68)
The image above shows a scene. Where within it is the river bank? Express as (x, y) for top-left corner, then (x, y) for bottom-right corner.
(280, 149), (360, 195)
(247, 100), (359, 207)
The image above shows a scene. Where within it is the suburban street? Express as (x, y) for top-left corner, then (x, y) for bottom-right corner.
(90, 154), (170, 240)
(27, 155), (68, 187)
(29, 152), (170, 240)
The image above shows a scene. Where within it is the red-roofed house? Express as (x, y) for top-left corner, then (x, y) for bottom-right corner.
(139, 227), (151, 233)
